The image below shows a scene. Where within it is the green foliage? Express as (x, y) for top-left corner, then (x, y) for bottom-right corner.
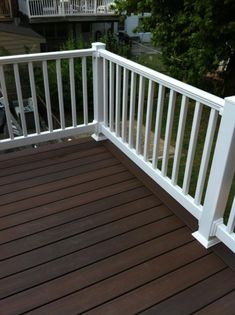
(35, 36), (131, 116)
(35, 37), (93, 116)
(115, 0), (235, 96)
(100, 32), (131, 58)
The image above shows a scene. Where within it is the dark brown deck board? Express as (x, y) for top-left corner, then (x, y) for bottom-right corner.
(0, 137), (234, 315)
(140, 268), (235, 315)
(193, 290), (235, 315)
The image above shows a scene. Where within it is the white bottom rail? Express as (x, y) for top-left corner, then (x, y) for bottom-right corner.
(0, 123), (96, 150)
(100, 124), (202, 220)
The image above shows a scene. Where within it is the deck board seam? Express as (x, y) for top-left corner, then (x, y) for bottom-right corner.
(0, 214), (177, 280)
(0, 149), (110, 181)
(0, 198), (162, 246)
(0, 163), (125, 206)
(0, 174), (137, 219)
(0, 138), (95, 164)
(190, 287), (235, 314)
(0, 186), (151, 231)
(32, 252), (214, 315)
(0, 157), (120, 196)
(0, 210), (172, 261)
(138, 267), (232, 315)
(79, 254), (225, 315)
(0, 235), (194, 302)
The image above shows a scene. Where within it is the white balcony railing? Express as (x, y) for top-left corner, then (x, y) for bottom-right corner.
(0, 43), (234, 253)
(0, 0), (12, 19)
(18, 0), (115, 18)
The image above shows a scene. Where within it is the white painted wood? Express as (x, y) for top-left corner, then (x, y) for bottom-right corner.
(171, 95), (189, 185)
(215, 223), (235, 253)
(182, 101), (202, 195)
(99, 50), (224, 112)
(161, 89), (176, 176)
(0, 123), (96, 150)
(18, 0), (114, 18)
(128, 71), (137, 148)
(69, 58), (77, 127)
(109, 61), (114, 131)
(42, 60), (53, 132)
(0, 65), (14, 139)
(103, 58), (108, 127)
(0, 48), (94, 65)
(82, 57), (88, 125)
(152, 85), (165, 169)
(92, 42), (105, 139)
(56, 59), (65, 129)
(28, 62), (41, 134)
(121, 68), (129, 142)
(227, 197), (235, 234)
(194, 96), (235, 246)
(13, 63), (27, 137)
(101, 124), (202, 219)
(115, 64), (121, 136)
(194, 109), (218, 205)
(143, 80), (154, 161)
(136, 76), (145, 155)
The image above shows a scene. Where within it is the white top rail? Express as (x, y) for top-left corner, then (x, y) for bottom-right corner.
(99, 50), (224, 112)
(0, 48), (95, 65)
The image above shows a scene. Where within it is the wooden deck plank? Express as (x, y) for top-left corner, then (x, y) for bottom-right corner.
(0, 162), (125, 206)
(0, 208), (176, 278)
(0, 138), (234, 315)
(0, 171), (134, 217)
(83, 255), (225, 315)
(194, 290), (235, 315)
(0, 137), (91, 164)
(0, 225), (189, 301)
(0, 179), (142, 230)
(140, 268), (235, 315)
(25, 247), (218, 315)
(0, 150), (113, 186)
(0, 142), (103, 177)
(0, 191), (154, 243)
(0, 229), (192, 314)
(0, 157), (120, 196)
(0, 198), (162, 258)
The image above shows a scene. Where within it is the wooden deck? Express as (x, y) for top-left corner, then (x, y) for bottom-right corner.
(0, 137), (235, 315)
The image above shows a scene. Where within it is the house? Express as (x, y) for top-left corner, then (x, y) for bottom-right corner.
(17, 0), (119, 50)
(0, 0), (45, 55)
(0, 23), (45, 55)
(124, 13), (152, 43)
(0, 43), (234, 313)
(0, 0), (13, 21)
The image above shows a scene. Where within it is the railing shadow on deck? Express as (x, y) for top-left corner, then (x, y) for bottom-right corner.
(0, 42), (234, 253)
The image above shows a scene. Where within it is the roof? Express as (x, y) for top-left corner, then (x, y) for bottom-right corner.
(0, 23), (44, 40)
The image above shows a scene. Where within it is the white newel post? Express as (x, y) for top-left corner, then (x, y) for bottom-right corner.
(94, 0), (97, 13)
(26, 0), (31, 17)
(193, 96), (235, 247)
(92, 42), (107, 141)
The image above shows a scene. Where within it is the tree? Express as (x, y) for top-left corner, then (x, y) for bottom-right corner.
(115, 0), (235, 96)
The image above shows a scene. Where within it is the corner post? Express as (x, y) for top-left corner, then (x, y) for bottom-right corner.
(26, 0), (31, 17)
(92, 42), (107, 141)
(193, 96), (235, 247)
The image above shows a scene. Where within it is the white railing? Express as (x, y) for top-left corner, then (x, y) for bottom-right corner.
(0, 0), (12, 18)
(0, 43), (234, 253)
(0, 44), (102, 149)
(18, 0), (115, 18)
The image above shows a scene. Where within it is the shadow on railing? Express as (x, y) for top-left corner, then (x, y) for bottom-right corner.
(0, 43), (234, 253)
